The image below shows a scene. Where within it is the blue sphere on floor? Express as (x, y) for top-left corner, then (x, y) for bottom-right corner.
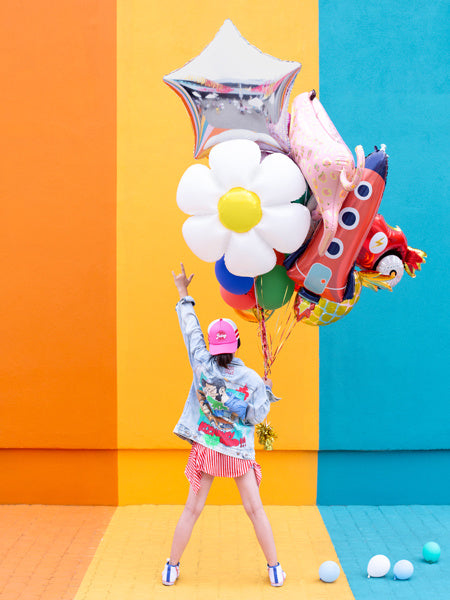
(423, 541), (441, 563)
(393, 560), (414, 580)
(319, 561), (340, 583)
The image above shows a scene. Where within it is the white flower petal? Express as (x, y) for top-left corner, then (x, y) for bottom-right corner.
(182, 215), (231, 262)
(255, 204), (311, 252)
(209, 140), (261, 189)
(224, 230), (276, 277)
(249, 152), (307, 206)
(177, 164), (223, 215)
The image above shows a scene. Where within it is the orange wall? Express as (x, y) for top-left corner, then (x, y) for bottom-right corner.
(0, 1), (117, 452)
(0, 450), (118, 505)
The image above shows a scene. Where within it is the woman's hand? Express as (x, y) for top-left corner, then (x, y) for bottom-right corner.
(172, 263), (194, 299)
(263, 377), (273, 389)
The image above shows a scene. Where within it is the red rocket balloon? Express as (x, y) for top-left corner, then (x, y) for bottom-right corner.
(287, 147), (389, 303)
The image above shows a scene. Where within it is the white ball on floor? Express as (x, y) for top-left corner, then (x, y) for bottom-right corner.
(393, 560), (414, 580)
(319, 560), (340, 583)
(367, 554), (391, 578)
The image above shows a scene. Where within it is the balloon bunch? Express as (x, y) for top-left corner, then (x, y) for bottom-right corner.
(165, 19), (426, 377)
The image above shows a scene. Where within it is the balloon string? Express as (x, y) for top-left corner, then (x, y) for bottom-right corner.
(270, 313), (298, 364)
(261, 308), (271, 377)
(271, 286), (294, 353)
(255, 280), (300, 374)
(271, 279), (291, 347)
(269, 301), (294, 365)
(255, 300), (271, 377)
(254, 280), (271, 376)
(270, 289), (298, 366)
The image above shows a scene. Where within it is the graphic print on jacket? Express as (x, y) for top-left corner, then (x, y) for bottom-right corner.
(196, 372), (251, 449)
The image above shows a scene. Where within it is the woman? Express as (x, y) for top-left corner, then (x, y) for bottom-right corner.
(162, 264), (286, 587)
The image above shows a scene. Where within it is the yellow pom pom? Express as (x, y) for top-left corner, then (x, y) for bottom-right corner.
(256, 421), (278, 451)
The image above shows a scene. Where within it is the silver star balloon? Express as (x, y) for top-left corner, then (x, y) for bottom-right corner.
(163, 19), (301, 158)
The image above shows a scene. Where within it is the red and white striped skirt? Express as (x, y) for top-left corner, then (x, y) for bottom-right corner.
(185, 442), (262, 495)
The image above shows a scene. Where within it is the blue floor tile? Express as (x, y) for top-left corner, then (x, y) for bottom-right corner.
(319, 506), (450, 599)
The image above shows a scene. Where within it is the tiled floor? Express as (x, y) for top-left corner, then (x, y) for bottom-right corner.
(0, 505), (115, 600)
(0, 505), (449, 600)
(74, 505), (354, 600)
(320, 505), (450, 599)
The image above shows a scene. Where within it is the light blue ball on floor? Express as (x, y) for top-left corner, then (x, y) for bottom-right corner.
(393, 560), (414, 580)
(319, 561), (340, 583)
(423, 541), (441, 563)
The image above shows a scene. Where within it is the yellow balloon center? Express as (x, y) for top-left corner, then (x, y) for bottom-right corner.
(218, 187), (262, 233)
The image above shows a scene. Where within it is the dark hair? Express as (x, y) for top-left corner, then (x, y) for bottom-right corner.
(215, 353), (233, 368)
(214, 338), (241, 369)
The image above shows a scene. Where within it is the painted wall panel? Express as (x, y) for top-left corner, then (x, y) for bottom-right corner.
(0, 450), (118, 505)
(318, 0), (449, 450)
(0, 1), (117, 449)
(117, 1), (320, 457)
(317, 451), (450, 505)
(118, 449), (317, 505)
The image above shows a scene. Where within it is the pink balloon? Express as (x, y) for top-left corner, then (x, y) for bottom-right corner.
(289, 91), (365, 256)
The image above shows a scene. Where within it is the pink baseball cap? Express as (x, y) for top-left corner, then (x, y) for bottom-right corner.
(207, 318), (239, 356)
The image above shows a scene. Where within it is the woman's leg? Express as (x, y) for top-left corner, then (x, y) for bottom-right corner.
(168, 473), (214, 565)
(234, 469), (278, 566)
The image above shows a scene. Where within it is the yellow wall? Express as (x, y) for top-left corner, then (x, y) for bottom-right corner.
(117, 1), (319, 504)
(118, 450), (317, 505)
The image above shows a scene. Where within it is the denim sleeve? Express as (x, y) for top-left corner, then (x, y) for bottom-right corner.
(244, 380), (280, 425)
(175, 296), (211, 369)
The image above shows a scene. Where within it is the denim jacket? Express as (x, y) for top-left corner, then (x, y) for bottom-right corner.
(173, 296), (279, 460)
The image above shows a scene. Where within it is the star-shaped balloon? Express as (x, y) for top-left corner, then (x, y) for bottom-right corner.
(163, 20), (301, 158)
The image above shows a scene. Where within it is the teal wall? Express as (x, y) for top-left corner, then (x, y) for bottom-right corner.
(318, 451), (450, 505)
(317, 1), (449, 502)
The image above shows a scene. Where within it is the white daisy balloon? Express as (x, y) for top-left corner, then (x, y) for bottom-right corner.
(177, 139), (311, 277)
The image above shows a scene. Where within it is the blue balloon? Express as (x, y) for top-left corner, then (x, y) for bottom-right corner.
(319, 561), (340, 583)
(215, 256), (254, 295)
(393, 560), (414, 580)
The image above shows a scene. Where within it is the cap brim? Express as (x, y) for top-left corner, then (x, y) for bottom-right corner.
(209, 341), (238, 356)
